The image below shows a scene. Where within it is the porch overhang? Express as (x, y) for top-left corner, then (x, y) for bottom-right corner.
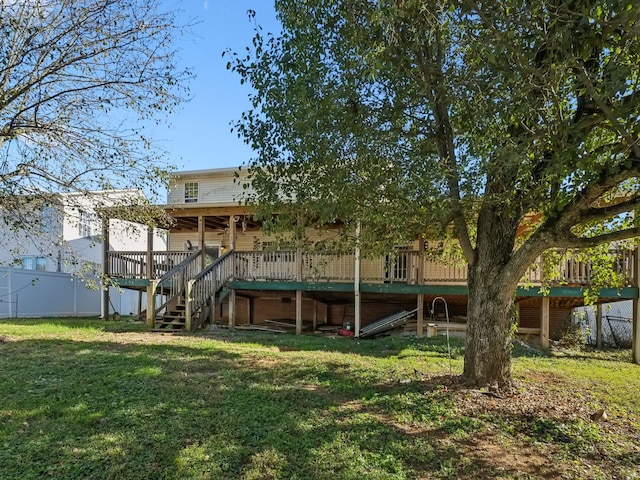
(162, 205), (262, 233)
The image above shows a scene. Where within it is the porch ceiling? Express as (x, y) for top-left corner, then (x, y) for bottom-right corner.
(169, 214), (262, 233)
(234, 289), (470, 309)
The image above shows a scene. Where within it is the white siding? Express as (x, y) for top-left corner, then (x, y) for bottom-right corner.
(168, 171), (253, 205)
(0, 191), (167, 273)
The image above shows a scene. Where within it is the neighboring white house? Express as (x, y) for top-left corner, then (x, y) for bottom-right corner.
(0, 190), (167, 317)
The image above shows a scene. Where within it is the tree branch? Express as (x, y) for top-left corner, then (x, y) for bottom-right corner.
(421, 27), (476, 264)
(557, 228), (640, 249)
(576, 195), (640, 225)
(554, 158), (640, 231)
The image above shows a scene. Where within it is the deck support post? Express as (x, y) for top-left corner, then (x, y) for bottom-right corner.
(354, 222), (361, 337)
(633, 246), (640, 364)
(146, 226), (154, 278)
(313, 300), (318, 331)
(101, 216), (110, 320)
(209, 293), (218, 325)
(416, 237), (425, 337)
(596, 304), (603, 350)
(541, 296), (550, 348)
(229, 289), (236, 329)
(296, 245), (303, 335)
(296, 290), (303, 335)
(146, 279), (157, 328)
(137, 290), (143, 318)
(633, 298), (640, 364)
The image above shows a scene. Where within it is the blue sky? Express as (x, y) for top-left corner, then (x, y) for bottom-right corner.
(151, 1), (281, 172)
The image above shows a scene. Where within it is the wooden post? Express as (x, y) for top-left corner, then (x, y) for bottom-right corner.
(198, 215), (205, 270)
(633, 246), (640, 364)
(209, 294), (216, 325)
(146, 280), (157, 328)
(146, 226), (154, 278)
(313, 300), (318, 331)
(228, 215), (237, 251)
(541, 296), (550, 348)
(296, 290), (303, 335)
(296, 245), (303, 335)
(354, 222), (361, 337)
(595, 304), (603, 349)
(633, 298), (640, 364)
(144, 226), (154, 328)
(416, 236), (425, 337)
(229, 215), (237, 279)
(185, 280), (193, 332)
(247, 297), (252, 325)
(101, 216), (110, 320)
(228, 290), (236, 329)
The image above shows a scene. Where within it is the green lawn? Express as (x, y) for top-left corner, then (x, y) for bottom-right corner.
(0, 319), (638, 479)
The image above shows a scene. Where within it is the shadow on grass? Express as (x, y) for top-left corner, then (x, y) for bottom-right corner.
(0, 317), (149, 332)
(0, 334), (635, 479)
(546, 347), (633, 363)
(202, 328), (558, 362)
(200, 328), (468, 360)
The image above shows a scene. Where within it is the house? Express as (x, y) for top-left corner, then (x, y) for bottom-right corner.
(104, 167), (640, 356)
(0, 190), (167, 317)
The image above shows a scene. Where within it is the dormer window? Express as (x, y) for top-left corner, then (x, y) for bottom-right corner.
(184, 182), (199, 203)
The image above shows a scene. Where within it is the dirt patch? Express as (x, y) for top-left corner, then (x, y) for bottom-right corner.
(462, 431), (555, 479)
(243, 355), (280, 369)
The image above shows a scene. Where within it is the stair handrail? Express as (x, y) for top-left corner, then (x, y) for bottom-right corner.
(185, 250), (235, 330)
(154, 250), (202, 318)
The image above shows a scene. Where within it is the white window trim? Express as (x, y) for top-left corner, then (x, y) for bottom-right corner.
(184, 182), (199, 203)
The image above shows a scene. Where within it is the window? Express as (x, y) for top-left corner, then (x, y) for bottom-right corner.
(184, 182), (199, 203)
(35, 257), (47, 271)
(40, 206), (53, 233)
(20, 257), (46, 271)
(78, 210), (96, 237)
(20, 257), (34, 270)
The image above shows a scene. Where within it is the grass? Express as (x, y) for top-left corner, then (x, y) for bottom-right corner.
(0, 318), (638, 479)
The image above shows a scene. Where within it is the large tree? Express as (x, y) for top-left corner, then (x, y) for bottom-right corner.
(229, 0), (640, 387)
(0, 0), (189, 242)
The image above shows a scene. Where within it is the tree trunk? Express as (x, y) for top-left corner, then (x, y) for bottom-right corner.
(463, 193), (522, 389)
(464, 264), (518, 388)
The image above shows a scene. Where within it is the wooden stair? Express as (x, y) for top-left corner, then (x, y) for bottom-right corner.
(152, 296), (188, 332)
(148, 251), (234, 333)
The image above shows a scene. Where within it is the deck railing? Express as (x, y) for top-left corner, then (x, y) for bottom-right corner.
(185, 251), (234, 331)
(108, 248), (636, 288)
(234, 251), (298, 281)
(153, 251), (202, 319)
(232, 249), (635, 287)
(108, 251), (193, 279)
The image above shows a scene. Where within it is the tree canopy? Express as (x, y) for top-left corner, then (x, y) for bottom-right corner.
(231, 0), (640, 386)
(0, 0), (190, 221)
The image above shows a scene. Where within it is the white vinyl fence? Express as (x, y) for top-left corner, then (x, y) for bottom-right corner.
(0, 267), (143, 318)
(573, 301), (633, 348)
